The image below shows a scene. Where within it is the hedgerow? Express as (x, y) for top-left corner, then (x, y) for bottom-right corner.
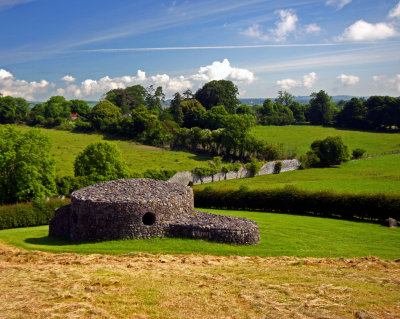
(0, 198), (69, 230)
(193, 187), (400, 222)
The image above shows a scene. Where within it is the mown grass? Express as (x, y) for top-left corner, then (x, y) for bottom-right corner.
(194, 154), (400, 194)
(0, 209), (399, 259)
(252, 125), (400, 156)
(12, 125), (212, 176)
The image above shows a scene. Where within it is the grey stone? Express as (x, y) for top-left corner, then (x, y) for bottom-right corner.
(382, 217), (398, 228)
(49, 178), (260, 245)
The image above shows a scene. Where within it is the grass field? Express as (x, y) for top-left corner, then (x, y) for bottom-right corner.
(1, 209), (399, 259)
(12, 125), (212, 176)
(252, 125), (400, 156)
(194, 154), (400, 194)
(2, 241), (399, 318)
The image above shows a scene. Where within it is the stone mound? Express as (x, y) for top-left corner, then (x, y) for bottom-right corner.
(49, 178), (260, 245)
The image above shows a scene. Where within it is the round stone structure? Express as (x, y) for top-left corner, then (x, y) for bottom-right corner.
(49, 178), (260, 245)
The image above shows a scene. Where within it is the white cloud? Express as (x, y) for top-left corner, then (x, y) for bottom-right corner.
(373, 74), (400, 92)
(326, 0), (352, 10)
(276, 78), (299, 90)
(240, 9), (298, 42)
(240, 24), (270, 41)
(388, 1), (400, 19)
(303, 72), (317, 88)
(305, 23), (321, 35)
(337, 74), (359, 86)
(61, 75), (76, 83)
(337, 20), (397, 41)
(0, 0), (34, 11)
(276, 72), (317, 90)
(0, 60), (255, 100)
(190, 59), (255, 83)
(0, 69), (51, 100)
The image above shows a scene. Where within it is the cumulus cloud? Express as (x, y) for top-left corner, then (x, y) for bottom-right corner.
(0, 69), (51, 100)
(373, 74), (400, 92)
(388, 1), (400, 19)
(326, 0), (352, 10)
(241, 9), (299, 42)
(190, 59), (255, 83)
(337, 74), (359, 86)
(2, 59), (253, 100)
(61, 75), (76, 83)
(276, 72), (317, 90)
(305, 23), (322, 35)
(336, 20), (397, 41)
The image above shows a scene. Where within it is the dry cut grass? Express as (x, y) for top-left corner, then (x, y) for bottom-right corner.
(1, 242), (400, 319)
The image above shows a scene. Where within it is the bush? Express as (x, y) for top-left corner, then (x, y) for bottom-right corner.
(310, 136), (349, 167)
(192, 166), (218, 177)
(142, 169), (177, 180)
(274, 161), (282, 174)
(245, 158), (263, 176)
(193, 187), (400, 222)
(352, 148), (366, 159)
(0, 198), (69, 230)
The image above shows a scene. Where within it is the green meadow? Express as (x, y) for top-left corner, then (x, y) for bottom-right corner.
(194, 154), (400, 194)
(0, 208), (399, 259)
(252, 125), (400, 156)
(13, 125), (212, 176)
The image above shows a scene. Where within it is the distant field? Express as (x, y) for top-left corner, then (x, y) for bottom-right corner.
(0, 208), (399, 259)
(252, 125), (400, 156)
(11, 125), (212, 176)
(193, 154), (400, 194)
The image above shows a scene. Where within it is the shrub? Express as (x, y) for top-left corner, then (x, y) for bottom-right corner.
(310, 136), (350, 167)
(193, 188), (400, 222)
(352, 148), (366, 159)
(0, 198), (69, 230)
(192, 166), (218, 177)
(274, 161), (283, 174)
(142, 169), (177, 180)
(245, 158), (263, 176)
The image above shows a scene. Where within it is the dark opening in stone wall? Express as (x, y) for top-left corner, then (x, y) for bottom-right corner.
(142, 212), (156, 226)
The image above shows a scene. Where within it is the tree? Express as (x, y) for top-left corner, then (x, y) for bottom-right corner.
(0, 125), (56, 204)
(169, 92), (184, 125)
(74, 141), (129, 181)
(195, 80), (240, 114)
(310, 136), (349, 167)
(309, 90), (335, 125)
(90, 100), (121, 131)
(146, 85), (164, 114)
(70, 99), (90, 118)
(276, 91), (294, 106)
(336, 98), (368, 129)
(105, 85), (147, 114)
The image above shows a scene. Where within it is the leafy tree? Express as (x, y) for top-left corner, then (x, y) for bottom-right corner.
(169, 92), (184, 125)
(42, 96), (71, 119)
(146, 85), (165, 114)
(0, 125), (56, 204)
(181, 99), (206, 128)
(70, 99), (90, 117)
(182, 89), (194, 100)
(236, 104), (254, 115)
(90, 100), (121, 131)
(195, 80), (240, 113)
(105, 85), (147, 114)
(74, 141), (129, 181)
(309, 90), (335, 125)
(289, 101), (308, 122)
(276, 91), (294, 106)
(309, 136), (349, 167)
(257, 99), (295, 125)
(0, 96), (29, 124)
(336, 98), (368, 129)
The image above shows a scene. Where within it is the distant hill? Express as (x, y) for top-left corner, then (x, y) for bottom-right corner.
(240, 95), (367, 106)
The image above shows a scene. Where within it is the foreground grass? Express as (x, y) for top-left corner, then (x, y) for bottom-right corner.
(12, 125), (212, 176)
(1, 241), (400, 318)
(252, 125), (400, 156)
(1, 209), (399, 259)
(194, 154), (400, 194)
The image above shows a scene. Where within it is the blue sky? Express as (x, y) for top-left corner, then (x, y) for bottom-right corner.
(0, 0), (400, 100)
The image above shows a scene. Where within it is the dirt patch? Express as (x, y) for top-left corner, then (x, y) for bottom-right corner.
(134, 145), (168, 151)
(1, 241), (399, 319)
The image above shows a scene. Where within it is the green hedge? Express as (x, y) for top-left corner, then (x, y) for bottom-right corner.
(193, 187), (400, 222)
(0, 198), (70, 230)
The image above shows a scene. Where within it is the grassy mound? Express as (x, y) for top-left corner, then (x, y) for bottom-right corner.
(0, 209), (399, 259)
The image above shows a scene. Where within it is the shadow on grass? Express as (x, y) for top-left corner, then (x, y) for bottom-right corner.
(25, 236), (85, 246)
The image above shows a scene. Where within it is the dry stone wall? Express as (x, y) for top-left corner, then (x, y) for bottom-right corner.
(168, 159), (301, 186)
